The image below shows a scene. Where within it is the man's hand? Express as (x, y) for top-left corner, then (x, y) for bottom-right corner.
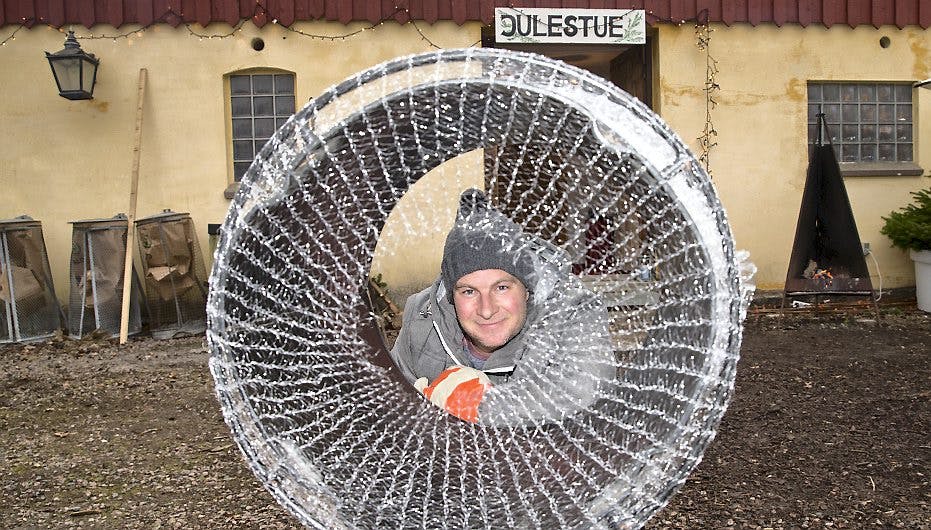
(414, 366), (491, 423)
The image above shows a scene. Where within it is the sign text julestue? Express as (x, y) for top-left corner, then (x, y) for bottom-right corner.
(494, 8), (646, 45)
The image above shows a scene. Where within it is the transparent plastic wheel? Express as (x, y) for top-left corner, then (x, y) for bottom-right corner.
(208, 48), (754, 529)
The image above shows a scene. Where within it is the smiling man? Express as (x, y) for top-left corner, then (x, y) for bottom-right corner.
(451, 267), (528, 362)
(388, 189), (539, 421)
(389, 189), (617, 424)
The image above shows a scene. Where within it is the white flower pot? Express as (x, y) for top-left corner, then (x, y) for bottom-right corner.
(911, 249), (931, 312)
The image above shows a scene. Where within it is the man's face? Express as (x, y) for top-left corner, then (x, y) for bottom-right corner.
(452, 268), (529, 356)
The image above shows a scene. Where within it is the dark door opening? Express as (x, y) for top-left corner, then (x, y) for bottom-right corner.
(480, 27), (655, 275)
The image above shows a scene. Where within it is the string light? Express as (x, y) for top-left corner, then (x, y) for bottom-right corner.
(694, 11), (719, 176)
(0, 5), (456, 48)
(0, 17), (27, 46)
(2, 3), (717, 170)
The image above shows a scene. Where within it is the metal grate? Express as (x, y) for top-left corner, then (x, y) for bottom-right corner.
(67, 215), (143, 339)
(0, 216), (62, 343)
(136, 210), (208, 339)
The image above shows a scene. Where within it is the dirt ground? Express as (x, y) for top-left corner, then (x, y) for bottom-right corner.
(1, 302), (928, 529)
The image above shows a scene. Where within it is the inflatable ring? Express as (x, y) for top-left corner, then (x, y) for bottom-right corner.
(208, 48), (753, 529)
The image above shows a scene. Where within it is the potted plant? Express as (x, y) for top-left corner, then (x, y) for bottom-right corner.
(881, 188), (931, 312)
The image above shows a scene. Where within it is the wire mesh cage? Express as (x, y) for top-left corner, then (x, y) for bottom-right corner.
(0, 216), (62, 343)
(67, 215), (144, 339)
(135, 210), (208, 339)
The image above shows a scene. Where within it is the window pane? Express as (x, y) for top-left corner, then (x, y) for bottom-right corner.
(842, 124), (858, 142)
(275, 96), (295, 115)
(860, 124), (876, 142)
(808, 124), (819, 143)
(233, 140), (253, 160)
(840, 144), (857, 162)
(232, 118), (252, 138)
(878, 104), (895, 122)
(807, 84), (821, 100)
(897, 144), (912, 162)
(858, 85), (875, 102)
(822, 84), (840, 101)
(897, 124), (912, 141)
(842, 104), (858, 122)
(877, 85), (894, 101)
(234, 162), (251, 181)
(878, 124), (894, 141)
(878, 144), (895, 161)
(823, 104), (840, 122)
(896, 104), (912, 122)
(275, 75), (294, 94)
(231, 96), (252, 117)
(254, 117), (275, 138)
(861, 104), (876, 122)
(894, 84), (911, 102)
(252, 75), (274, 94)
(253, 96), (274, 116)
(808, 104), (823, 122)
(230, 75), (251, 95)
(860, 144), (876, 161)
(841, 84), (857, 102)
(276, 118), (289, 130)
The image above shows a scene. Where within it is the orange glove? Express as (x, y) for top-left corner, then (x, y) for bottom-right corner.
(414, 366), (491, 423)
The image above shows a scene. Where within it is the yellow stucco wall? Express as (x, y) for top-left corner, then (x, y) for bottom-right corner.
(2, 19), (929, 311)
(370, 150), (484, 303)
(656, 23), (930, 291)
(0, 20), (480, 306)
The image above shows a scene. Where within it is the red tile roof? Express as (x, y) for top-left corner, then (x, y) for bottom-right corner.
(2, 0), (929, 29)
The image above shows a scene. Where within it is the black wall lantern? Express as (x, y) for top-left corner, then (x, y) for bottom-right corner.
(45, 30), (99, 100)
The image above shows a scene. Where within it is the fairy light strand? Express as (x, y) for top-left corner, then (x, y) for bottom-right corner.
(0, 19), (27, 46)
(0, 5), (451, 48)
(694, 18), (719, 176)
(1, 4), (717, 173)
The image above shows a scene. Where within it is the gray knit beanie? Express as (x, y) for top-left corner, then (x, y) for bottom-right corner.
(440, 189), (535, 301)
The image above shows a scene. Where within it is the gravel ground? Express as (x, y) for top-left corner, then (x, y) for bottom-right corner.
(1, 305), (928, 529)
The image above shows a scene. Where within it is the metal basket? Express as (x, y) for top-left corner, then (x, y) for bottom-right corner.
(67, 215), (144, 339)
(135, 210), (207, 339)
(0, 216), (62, 343)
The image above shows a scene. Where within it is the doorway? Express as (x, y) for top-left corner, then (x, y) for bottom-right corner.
(479, 28), (656, 272)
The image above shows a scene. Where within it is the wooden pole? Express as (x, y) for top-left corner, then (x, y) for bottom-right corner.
(119, 68), (147, 345)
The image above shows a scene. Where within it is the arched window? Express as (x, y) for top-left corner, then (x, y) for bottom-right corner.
(226, 69), (296, 183)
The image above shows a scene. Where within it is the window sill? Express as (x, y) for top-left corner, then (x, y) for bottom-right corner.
(839, 162), (925, 177)
(224, 182), (240, 200)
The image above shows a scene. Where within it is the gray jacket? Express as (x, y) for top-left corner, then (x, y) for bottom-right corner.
(389, 264), (617, 425)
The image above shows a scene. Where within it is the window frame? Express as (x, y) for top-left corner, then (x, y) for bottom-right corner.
(223, 68), (297, 198)
(807, 81), (923, 177)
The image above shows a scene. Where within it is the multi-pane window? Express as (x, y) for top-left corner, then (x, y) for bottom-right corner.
(230, 72), (295, 181)
(807, 82), (913, 163)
